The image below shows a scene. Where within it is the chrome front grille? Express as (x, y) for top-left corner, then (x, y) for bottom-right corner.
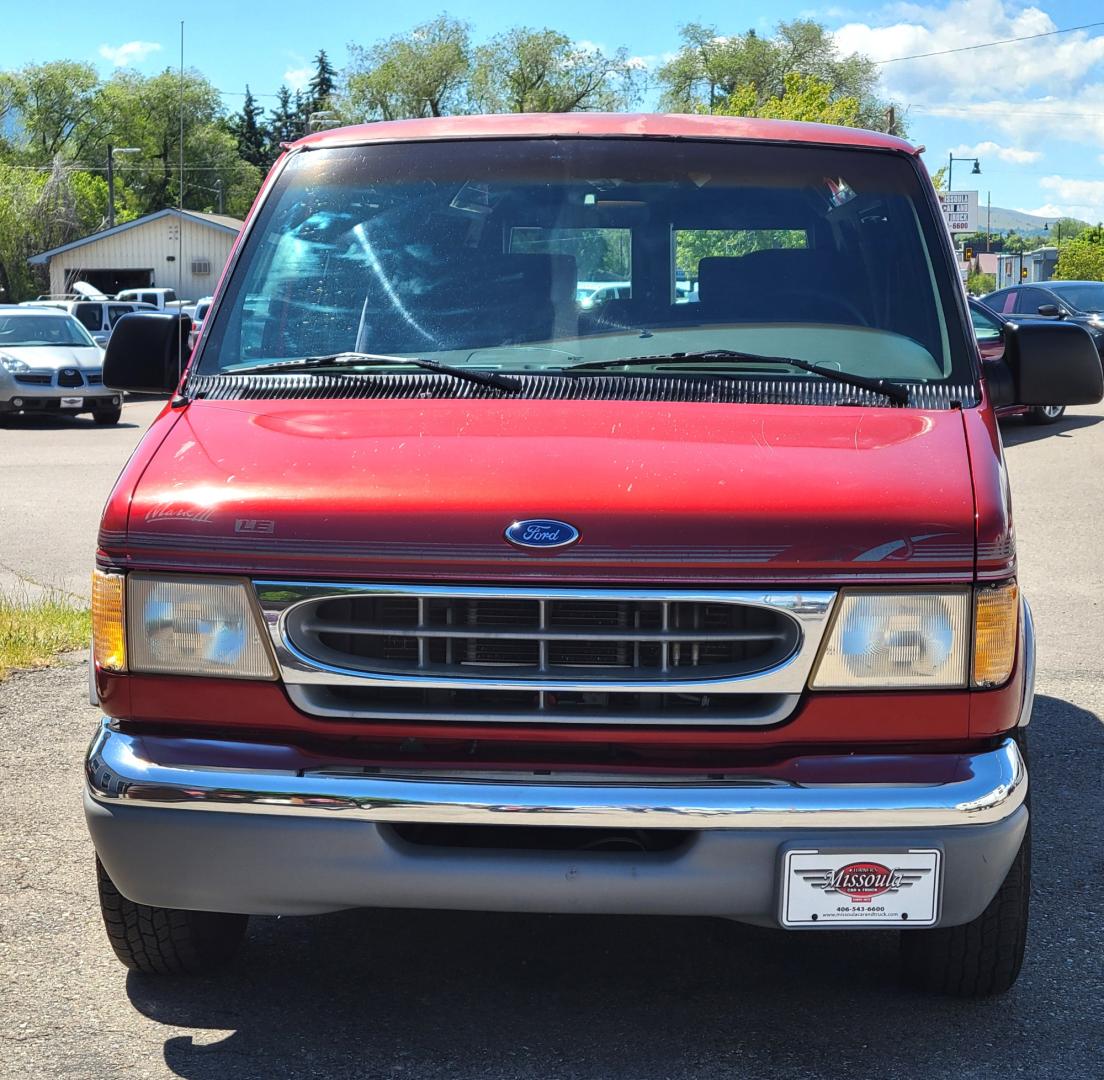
(257, 583), (837, 727)
(285, 594), (799, 681)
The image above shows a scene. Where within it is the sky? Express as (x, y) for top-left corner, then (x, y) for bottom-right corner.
(3, 0), (1104, 224)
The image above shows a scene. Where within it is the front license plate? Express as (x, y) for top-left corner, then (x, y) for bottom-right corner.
(59, 396), (83, 409)
(781, 849), (941, 928)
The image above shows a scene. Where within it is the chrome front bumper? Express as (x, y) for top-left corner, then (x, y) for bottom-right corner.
(86, 720), (1025, 831)
(85, 722), (1029, 921)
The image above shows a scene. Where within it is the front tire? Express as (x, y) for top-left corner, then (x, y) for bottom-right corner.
(1028, 405), (1065, 425)
(899, 821), (1029, 996)
(96, 859), (248, 974)
(92, 406), (122, 425)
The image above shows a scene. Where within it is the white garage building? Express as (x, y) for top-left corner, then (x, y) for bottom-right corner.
(29, 208), (243, 302)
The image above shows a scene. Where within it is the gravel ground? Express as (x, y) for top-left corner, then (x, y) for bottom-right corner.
(1, 408), (1102, 1079)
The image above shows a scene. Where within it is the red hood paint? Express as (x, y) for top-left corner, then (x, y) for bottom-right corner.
(99, 397), (985, 583)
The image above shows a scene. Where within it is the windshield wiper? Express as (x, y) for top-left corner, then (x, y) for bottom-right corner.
(564, 349), (910, 405)
(229, 352), (522, 391)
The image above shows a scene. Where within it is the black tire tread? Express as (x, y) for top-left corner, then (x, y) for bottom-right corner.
(899, 824), (1029, 997)
(96, 859), (247, 975)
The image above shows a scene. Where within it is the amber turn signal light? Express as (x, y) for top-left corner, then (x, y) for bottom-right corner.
(91, 570), (127, 673)
(973, 581), (1018, 687)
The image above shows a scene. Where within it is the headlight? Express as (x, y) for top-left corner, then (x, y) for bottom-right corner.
(0, 354), (29, 373)
(812, 590), (972, 689)
(126, 573), (276, 679)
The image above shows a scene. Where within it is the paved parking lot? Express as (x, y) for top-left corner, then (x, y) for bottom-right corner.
(0, 400), (164, 600)
(1, 406), (1102, 1078)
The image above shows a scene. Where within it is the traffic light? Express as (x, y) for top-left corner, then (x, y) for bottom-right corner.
(964, 246), (973, 260)
(1021, 266), (1028, 280)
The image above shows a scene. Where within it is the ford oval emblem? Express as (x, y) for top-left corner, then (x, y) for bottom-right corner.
(504, 519), (580, 550)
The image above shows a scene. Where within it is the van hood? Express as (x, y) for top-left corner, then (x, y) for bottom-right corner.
(102, 398), (982, 582)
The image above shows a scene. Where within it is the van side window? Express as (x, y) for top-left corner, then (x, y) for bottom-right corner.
(73, 303), (104, 332)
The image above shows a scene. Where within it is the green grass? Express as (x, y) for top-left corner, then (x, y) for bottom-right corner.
(0, 593), (91, 679)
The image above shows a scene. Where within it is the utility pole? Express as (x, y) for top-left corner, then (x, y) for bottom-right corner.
(215, 178), (224, 215)
(106, 145), (141, 230)
(986, 191), (992, 252)
(884, 105), (896, 135)
(106, 144), (115, 229)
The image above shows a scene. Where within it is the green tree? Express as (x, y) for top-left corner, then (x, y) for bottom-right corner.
(229, 85), (267, 168)
(97, 68), (261, 216)
(307, 50), (338, 115)
(0, 61), (110, 162)
(469, 28), (642, 113)
(266, 85), (302, 154)
(1053, 237), (1104, 281)
(1046, 217), (1088, 243)
(0, 163), (46, 300)
(343, 16), (471, 121)
(714, 72), (860, 125)
(966, 270), (996, 295)
(657, 20), (896, 131)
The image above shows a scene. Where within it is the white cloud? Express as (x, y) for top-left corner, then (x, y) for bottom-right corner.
(98, 40), (161, 67)
(1013, 177), (1104, 222)
(950, 141), (1041, 165)
(834, 0), (1104, 108)
(1015, 203), (1068, 219)
(626, 51), (678, 71)
(284, 66), (311, 92)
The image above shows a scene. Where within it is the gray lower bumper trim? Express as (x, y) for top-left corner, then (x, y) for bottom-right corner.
(86, 719), (1026, 831)
(85, 793), (1028, 923)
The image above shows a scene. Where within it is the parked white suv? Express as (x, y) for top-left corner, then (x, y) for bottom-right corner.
(0, 309), (122, 423)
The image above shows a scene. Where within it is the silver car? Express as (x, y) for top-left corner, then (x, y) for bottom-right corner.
(0, 308), (122, 424)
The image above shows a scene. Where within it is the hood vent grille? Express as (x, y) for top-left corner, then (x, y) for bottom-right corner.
(187, 372), (976, 409)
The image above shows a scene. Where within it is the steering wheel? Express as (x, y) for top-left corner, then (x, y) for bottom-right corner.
(763, 288), (870, 327)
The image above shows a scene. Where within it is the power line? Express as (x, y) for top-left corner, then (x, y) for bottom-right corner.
(874, 20), (1104, 64)
(913, 105), (1104, 120)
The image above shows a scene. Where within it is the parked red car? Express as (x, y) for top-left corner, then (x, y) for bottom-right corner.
(87, 114), (1103, 995)
(969, 297), (1067, 423)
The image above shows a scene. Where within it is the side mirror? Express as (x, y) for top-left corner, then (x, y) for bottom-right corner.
(1036, 304), (1062, 318)
(103, 312), (192, 394)
(982, 357), (1016, 407)
(1002, 320), (1104, 406)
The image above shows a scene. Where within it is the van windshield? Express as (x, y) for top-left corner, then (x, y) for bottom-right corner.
(200, 138), (972, 390)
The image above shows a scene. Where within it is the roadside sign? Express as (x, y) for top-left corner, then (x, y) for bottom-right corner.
(938, 191), (978, 233)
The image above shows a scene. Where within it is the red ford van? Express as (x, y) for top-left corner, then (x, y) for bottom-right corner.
(86, 114), (1103, 994)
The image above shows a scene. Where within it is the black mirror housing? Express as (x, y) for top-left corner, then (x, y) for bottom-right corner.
(1002, 319), (1104, 406)
(1036, 304), (1061, 318)
(982, 358), (1016, 407)
(103, 313), (192, 394)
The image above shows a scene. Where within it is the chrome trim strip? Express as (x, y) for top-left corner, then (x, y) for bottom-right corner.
(253, 582), (837, 695)
(1018, 597), (1036, 727)
(86, 720), (1026, 830)
(284, 684), (800, 727)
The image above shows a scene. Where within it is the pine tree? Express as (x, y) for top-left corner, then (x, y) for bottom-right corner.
(293, 88), (312, 137)
(308, 50), (337, 114)
(230, 85), (266, 167)
(265, 85), (302, 155)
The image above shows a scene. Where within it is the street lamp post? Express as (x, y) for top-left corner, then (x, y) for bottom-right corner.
(106, 145), (142, 229)
(947, 153), (981, 196)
